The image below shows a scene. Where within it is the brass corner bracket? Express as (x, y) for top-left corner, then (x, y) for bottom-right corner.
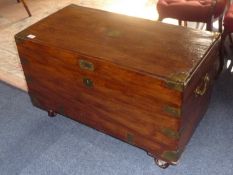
(165, 72), (190, 92)
(164, 105), (181, 118)
(161, 150), (181, 162)
(161, 128), (180, 140)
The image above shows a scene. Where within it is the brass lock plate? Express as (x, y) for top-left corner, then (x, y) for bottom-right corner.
(83, 77), (93, 88)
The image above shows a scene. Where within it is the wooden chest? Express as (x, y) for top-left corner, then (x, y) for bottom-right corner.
(15, 5), (220, 168)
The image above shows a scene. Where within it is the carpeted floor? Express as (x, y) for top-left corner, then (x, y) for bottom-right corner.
(0, 65), (233, 175)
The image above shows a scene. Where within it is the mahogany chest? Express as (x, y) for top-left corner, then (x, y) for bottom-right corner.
(15, 5), (220, 168)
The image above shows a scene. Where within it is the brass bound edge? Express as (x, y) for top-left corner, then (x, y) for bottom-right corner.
(126, 133), (134, 145)
(165, 72), (190, 92)
(161, 150), (181, 162)
(25, 74), (33, 83)
(15, 36), (25, 45)
(107, 29), (121, 37)
(58, 106), (65, 116)
(161, 128), (180, 140)
(30, 96), (40, 107)
(164, 106), (181, 118)
(15, 33), (27, 45)
(165, 81), (184, 92)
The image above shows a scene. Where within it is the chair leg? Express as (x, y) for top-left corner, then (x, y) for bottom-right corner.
(20, 0), (31, 17)
(158, 15), (163, 21)
(218, 31), (228, 76)
(178, 20), (182, 26)
(229, 33), (233, 46)
(206, 22), (213, 31)
(196, 22), (200, 29)
(206, 16), (214, 31)
(218, 16), (223, 33)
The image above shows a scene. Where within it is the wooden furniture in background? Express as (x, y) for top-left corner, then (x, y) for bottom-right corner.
(222, 2), (233, 47)
(220, 2), (233, 70)
(15, 5), (221, 169)
(17, 0), (31, 17)
(157, 0), (227, 32)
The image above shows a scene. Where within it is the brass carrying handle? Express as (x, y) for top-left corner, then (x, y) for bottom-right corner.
(194, 73), (210, 96)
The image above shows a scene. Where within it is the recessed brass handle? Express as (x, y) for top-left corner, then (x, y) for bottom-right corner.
(194, 73), (210, 96)
(79, 59), (94, 71)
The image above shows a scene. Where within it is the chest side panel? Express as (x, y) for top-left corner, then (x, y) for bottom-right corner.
(179, 39), (220, 152)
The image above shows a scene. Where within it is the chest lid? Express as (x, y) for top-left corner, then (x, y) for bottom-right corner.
(15, 4), (219, 88)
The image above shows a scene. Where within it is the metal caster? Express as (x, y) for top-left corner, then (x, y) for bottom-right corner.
(48, 109), (57, 117)
(154, 158), (170, 169)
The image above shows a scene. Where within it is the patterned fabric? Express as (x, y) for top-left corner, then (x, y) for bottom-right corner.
(157, 0), (227, 21)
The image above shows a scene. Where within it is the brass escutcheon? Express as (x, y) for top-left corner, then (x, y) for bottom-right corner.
(83, 77), (93, 88)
